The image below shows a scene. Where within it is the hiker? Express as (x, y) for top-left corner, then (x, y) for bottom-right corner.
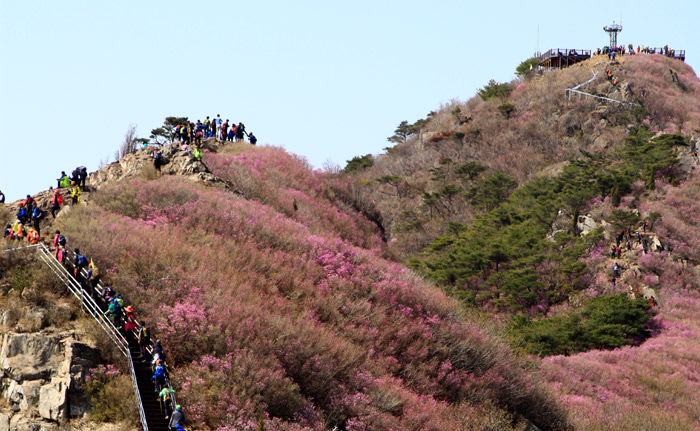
(192, 148), (203, 161)
(13, 220), (26, 241)
(124, 305), (136, 336)
(235, 123), (246, 142)
(74, 248), (89, 278)
(637, 231), (642, 244)
(153, 148), (164, 173)
(151, 363), (167, 392)
(78, 166), (88, 189)
(642, 220), (647, 232)
(613, 262), (620, 278)
(169, 405), (185, 430)
(16, 204), (28, 224)
(52, 230), (61, 250)
(50, 190), (64, 218)
(0, 190), (4, 204)
(138, 322), (151, 356)
(153, 339), (166, 361)
(31, 206), (44, 235)
(616, 247), (622, 258)
(610, 245), (616, 259)
(648, 296), (658, 307)
(88, 259), (101, 296)
(57, 171), (69, 189)
(56, 244), (67, 264)
(611, 277), (616, 287)
(249, 133), (257, 145)
(215, 114), (222, 139)
(70, 168), (80, 185)
(159, 386), (176, 419)
(3, 225), (14, 240)
(222, 120), (229, 140)
(105, 298), (122, 327)
(27, 228), (40, 245)
(71, 185), (81, 205)
(626, 240), (632, 251)
(227, 126), (235, 142)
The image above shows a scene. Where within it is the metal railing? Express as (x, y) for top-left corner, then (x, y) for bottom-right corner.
(3, 241), (180, 428)
(539, 48), (592, 62)
(37, 244), (129, 356)
(3, 243), (128, 355)
(565, 88), (635, 106)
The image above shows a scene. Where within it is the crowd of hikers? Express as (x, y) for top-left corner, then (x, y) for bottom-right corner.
(171, 114), (257, 147)
(150, 114), (257, 174)
(2, 166), (88, 245)
(595, 44), (680, 59)
(608, 219), (662, 308)
(51, 233), (187, 429)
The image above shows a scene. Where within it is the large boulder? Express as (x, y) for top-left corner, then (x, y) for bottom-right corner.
(38, 377), (70, 422)
(0, 333), (65, 381)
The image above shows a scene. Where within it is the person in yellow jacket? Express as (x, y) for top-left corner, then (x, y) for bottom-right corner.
(71, 185), (81, 205)
(13, 220), (26, 239)
(28, 228), (40, 244)
(192, 148), (203, 161)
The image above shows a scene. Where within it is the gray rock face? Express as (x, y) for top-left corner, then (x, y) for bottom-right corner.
(0, 331), (98, 427)
(86, 138), (224, 192)
(0, 333), (64, 381)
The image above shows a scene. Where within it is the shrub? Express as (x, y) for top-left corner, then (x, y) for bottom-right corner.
(510, 294), (654, 356)
(516, 56), (541, 77)
(344, 154), (374, 173)
(83, 364), (138, 424)
(478, 80), (513, 101)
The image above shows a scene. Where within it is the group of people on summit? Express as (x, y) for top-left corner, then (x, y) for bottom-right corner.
(596, 44), (679, 60)
(174, 114), (257, 147)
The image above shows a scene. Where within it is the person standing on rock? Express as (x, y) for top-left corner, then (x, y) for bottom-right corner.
(57, 171), (68, 189)
(71, 184), (81, 205)
(50, 190), (64, 218)
(235, 122), (246, 142)
(78, 167), (88, 189)
(31, 206), (45, 236)
(613, 262), (620, 278)
(215, 114), (222, 139)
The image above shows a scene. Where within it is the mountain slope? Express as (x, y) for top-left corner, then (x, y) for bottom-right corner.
(47, 143), (569, 430)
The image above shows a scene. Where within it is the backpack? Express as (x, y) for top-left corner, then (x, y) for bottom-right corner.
(58, 235), (66, 246)
(78, 255), (88, 267)
(140, 326), (150, 340)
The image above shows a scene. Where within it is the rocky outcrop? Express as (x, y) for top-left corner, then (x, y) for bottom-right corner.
(0, 331), (99, 428)
(86, 138), (225, 192)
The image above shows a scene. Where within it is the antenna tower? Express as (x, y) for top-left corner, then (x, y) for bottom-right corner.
(603, 21), (623, 48)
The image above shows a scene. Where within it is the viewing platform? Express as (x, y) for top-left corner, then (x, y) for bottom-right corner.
(639, 48), (685, 61)
(539, 49), (591, 70)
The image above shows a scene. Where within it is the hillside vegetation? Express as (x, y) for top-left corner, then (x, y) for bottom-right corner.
(338, 53), (700, 430)
(5, 53), (700, 431)
(52, 144), (569, 430)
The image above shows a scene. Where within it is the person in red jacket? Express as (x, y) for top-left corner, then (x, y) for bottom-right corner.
(50, 190), (64, 218)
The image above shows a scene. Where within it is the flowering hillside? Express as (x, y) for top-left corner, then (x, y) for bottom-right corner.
(55, 146), (569, 430)
(540, 175), (700, 431)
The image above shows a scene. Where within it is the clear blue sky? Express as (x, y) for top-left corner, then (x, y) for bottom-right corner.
(1, 0), (697, 202)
